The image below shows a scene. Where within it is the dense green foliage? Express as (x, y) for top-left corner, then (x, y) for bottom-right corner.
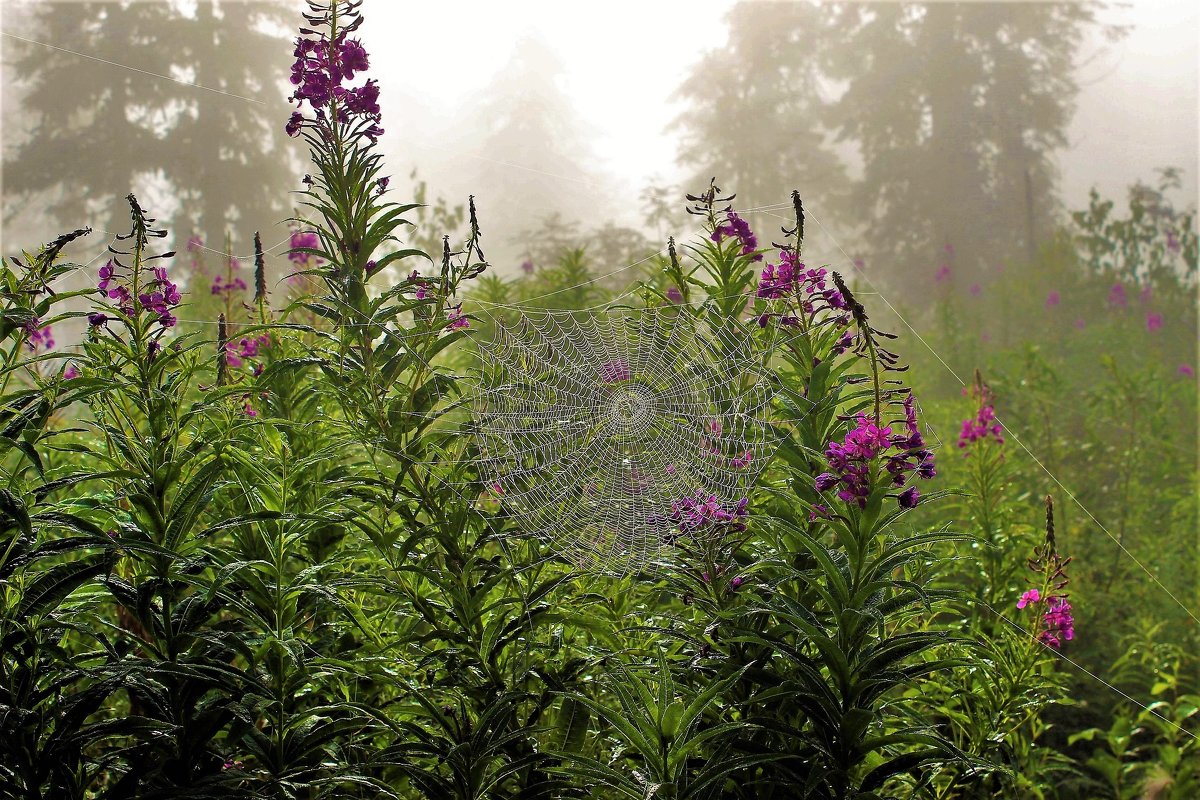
(1, 3), (1196, 799)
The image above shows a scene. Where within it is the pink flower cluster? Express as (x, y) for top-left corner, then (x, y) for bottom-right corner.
(668, 492), (749, 536)
(599, 360), (631, 384)
(959, 378), (1003, 449)
(815, 396), (934, 509)
(447, 303), (469, 331)
(409, 270), (429, 300)
(23, 319), (54, 352)
(286, 28), (382, 142)
(288, 230), (322, 267)
(958, 403), (1003, 448)
(710, 210), (760, 261)
(98, 260), (134, 317)
(1108, 282), (1127, 309)
(97, 260), (181, 327)
(1016, 589), (1075, 648)
(139, 267), (182, 328)
(211, 258), (247, 298)
(225, 334), (271, 374)
(756, 252), (848, 329)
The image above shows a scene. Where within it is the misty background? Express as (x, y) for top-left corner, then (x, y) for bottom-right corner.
(0, 0), (1195, 292)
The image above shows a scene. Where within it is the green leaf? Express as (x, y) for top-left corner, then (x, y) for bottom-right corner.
(16, 554), (113, 618)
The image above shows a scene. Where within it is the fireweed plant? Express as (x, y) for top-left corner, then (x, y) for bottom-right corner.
(5, 1), (1167, 797)
(281, 3), (585, 798)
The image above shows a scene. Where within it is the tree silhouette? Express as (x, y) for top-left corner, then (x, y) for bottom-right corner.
(673, 1), (1121, 286)
(464, 32), (607, 266)
(2, 0), (300, 259)
(822, 1), (1117, 280)
(671, 2), (848, 226)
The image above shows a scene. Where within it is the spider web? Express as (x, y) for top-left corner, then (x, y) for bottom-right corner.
(472, 308), (779, 575)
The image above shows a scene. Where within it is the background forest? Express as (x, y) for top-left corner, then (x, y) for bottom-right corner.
(0, 1), (1196, 798)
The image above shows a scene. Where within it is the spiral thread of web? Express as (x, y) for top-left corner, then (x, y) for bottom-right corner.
(473, 308), (779, 575)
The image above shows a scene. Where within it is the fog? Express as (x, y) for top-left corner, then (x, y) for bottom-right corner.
(1, 0), (1195, 278)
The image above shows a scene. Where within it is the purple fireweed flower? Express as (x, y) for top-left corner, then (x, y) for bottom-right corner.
(447, 303), (469, 331)
(99, 258), (177, 325)
(1044, 291), (1060, 308)
(1075, 318), (1086, 329)
(817, 396), (934, 509)
(1166, 229), (1180, 253)
(339, 38), (369, 78)
(1024, 496), (1075, 647)
(285, 111), (304, 137)
(757, 254), (846, 327)
(1019, 590), (1074, 645)
(1041, 596), (1075, 648)
(1146, 312), (1163, 331)
(898, 486), (919, 508)
(969, 283), (982, 296)
(1108, 282), (1128, 309)
(287, 21), (383, 141)
(665, 286), (683, 303)
(730, 576), (744, 590)
(23, 320), (54, 352)
(728, 450), (753, 469)
(934, 265), (951, 283)
(958, 404), (1003, 448)
(668, 492), (749, 536)
(211, 274), (248, 297)
(599, 360), (631, 384)
(959, 377), (1003, 449)
(138, 266), (181, 327)
(288, 230), (322, 266)
(853, 257), (865, 269)
(1179, 364), (1196, 378)
(520, 259), (535, 274)
(63, 363), (79, 380)
(98, 260), (116, 294)
(407, 270), (430, 301)
(186, 234), (204, 252)
(831, 330), (855, 357)
(711, 210), (761, 261)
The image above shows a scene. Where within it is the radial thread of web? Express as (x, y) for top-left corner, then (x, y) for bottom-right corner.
(471, 308), (779, 576)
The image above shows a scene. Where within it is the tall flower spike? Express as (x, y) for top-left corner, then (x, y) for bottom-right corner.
(253, 231), (267, 307)
(782, 190), (804, 256)
(217, 313), (229, 387)
(1023, 494), (1075, 647)
(1044, 494), (1056, 556)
